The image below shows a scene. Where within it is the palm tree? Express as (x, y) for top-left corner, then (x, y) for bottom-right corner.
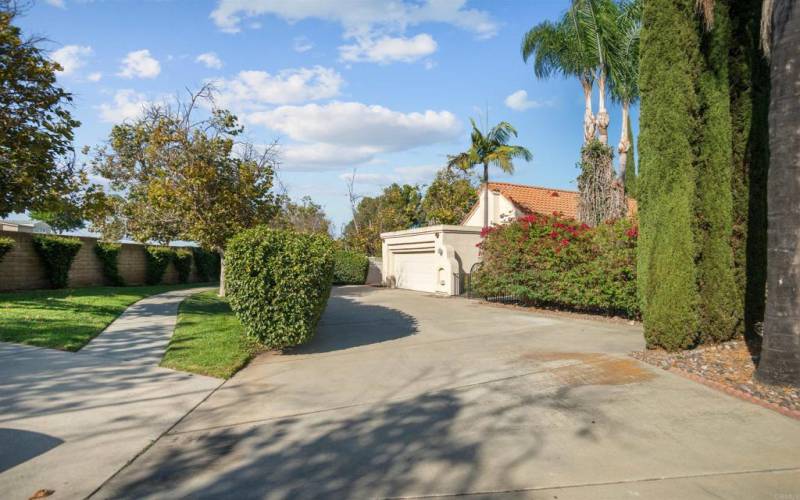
(756, 0), (799, 387)
(569, 0), (620, 146)
(522, 13), (597, 144)
(447, 119), (532, 229)
(608, 0), (641, 192)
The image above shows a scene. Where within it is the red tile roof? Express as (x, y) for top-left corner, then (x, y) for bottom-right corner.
(463, 182), (637, 222)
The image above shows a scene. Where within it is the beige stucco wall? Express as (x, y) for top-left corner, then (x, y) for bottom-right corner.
(462, 188), (522, 226)
(380, 225), (482, 295)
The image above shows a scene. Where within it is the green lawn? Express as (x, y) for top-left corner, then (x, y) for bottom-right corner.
(0, 283), (214, 351)
(160, 291), (260, 379)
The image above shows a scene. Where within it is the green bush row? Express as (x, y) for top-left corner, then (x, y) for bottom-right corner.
(473, 213), (639, 318)
(0, 236), (15, 262)
(192, 247), (220, 282)
(332, 249), (369, 285)
(94, 241), (124, 286)
(32, 235), (83, 288)
(226, 227), (335, 349)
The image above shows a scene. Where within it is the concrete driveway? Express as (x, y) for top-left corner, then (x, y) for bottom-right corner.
(97, 286), (800, 499)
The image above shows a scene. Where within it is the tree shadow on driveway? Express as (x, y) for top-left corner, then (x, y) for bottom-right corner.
(286, 292), (419, 355)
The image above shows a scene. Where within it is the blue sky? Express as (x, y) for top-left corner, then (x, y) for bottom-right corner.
(20, 0), (637, 233)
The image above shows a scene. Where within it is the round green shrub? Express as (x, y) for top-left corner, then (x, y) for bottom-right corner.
(0, 236), (15, 262)
(145, 246), (174, 285)
(333, 250), (369, 285)
(94, 241), (124, 286)
(31, 235), (83, 288)
(225, 227), (335, 349)
(173, 248), (193, 283)
(192, 247), (220, 282)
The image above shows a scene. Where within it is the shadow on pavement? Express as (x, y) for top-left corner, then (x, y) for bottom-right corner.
(0, 428), (63, 473)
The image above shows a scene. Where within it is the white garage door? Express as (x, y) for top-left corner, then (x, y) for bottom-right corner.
(393, 251), (437, 293)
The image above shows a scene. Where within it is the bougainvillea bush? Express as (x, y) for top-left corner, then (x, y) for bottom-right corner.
(473, 213), (639, 318)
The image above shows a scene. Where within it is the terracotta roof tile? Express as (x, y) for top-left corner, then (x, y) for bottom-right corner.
(484, 181), (637, 219)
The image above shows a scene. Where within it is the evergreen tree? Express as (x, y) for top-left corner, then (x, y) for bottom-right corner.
(638, 0), (700, 349)
(693, 0), (738, 343)
(728, 0), (769, 338)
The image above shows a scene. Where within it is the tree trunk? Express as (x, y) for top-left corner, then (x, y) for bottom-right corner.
(581, 77), (596, 144)
(596, 72), (610, 145)
(617, 102), (631, 190)
(756, 0), (800, 387)
(482, 162), (489, 229)
(218, 248), (226, 297)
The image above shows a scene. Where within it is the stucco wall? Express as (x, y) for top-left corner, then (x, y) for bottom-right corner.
(0, 230), (201, 291)
(463, 188), (521, 226)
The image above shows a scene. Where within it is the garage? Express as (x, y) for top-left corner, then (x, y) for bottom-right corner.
(380, 225), (482, 295)
(391, 251), (437, 293)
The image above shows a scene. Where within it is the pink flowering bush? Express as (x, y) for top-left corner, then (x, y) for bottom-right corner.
(473, 212), (639, 318)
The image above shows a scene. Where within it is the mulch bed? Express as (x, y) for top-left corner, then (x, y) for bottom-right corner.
(631, 339), (800, 419)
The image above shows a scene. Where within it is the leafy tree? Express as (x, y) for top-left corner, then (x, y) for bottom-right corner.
(341, 183), (423, 256)
(0, 3), (81, 217)
(90, 87), (280, 295)
(756, 0), (800, 387)
(423, 167), (477, 225)
(274, 196), (332, 236)
(447, 119), (532, 228)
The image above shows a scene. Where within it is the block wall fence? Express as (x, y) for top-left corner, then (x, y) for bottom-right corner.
(0, 230), (206, 292)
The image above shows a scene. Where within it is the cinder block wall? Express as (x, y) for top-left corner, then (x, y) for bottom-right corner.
(0, 230), (202, 291)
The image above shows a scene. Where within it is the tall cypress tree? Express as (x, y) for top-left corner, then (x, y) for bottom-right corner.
(728, 0), (769, 339)
(638, 0), (700, 350)
(693, 1), (738, 343)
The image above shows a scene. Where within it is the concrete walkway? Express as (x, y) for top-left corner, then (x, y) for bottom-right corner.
(96, 286), (800, 499)
(81, 287), (215, 366)
(0, 287), (220, 500)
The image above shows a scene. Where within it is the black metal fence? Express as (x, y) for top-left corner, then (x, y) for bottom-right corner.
(463, 262), (520, 304)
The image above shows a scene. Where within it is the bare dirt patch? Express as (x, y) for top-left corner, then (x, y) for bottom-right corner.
(521, 352), (655, 386)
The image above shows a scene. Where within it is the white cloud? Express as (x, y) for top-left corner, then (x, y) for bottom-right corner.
(210, 0), (497, 39)
(250, 101), (460, 149)
(213, 66), (343, 109)
(339, 33), (437, 64)
(293, 36), (313, 53)
(249, 101), (460, 170)
(281, 143), (379, 169)
(118, 49), (161, 79)
(504, 90), (549, 111)
(339, 164), (439, 186)
(52, 45), (92, 76)
(96, 89), (150, 123)
(87, 72), (103, 82)
(45, 0), (65, 7)
(196, 52), (223, 69)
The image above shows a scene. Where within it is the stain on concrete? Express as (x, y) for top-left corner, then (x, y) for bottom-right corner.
(520, 352), (656, 386)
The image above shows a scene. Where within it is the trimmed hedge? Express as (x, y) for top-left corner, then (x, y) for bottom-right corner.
(31, 235), (83, 288)
(94, 241), (124, 286)
(226, 227), (335, 349)
(145, 246), (174, 285)
(473, 213), (639, 318)
(192, 247), (220, 282)
(0, 236), (15, 262)
(333, 250), (369, 285)
(173, 249), (193, 283)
